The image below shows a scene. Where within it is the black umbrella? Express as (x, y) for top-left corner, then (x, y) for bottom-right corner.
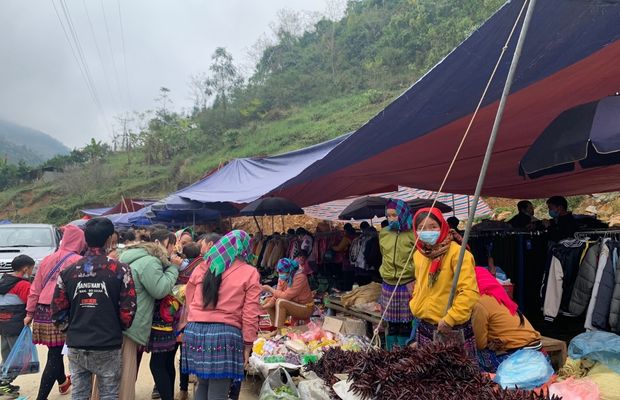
(338, 196), (451, 220)
(239, 197), (304, 217)
(519, 94), (620, 179)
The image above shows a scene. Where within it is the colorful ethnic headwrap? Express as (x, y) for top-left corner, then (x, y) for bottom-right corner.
(204, 230), (254, 277)
(276, 258), (300, 286)
(385, 198), (413, 231)
(475, 267), (519, 315)
(413, 207), (464, 287)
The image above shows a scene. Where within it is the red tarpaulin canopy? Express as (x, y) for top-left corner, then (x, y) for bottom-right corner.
(271, 0), (620, 207)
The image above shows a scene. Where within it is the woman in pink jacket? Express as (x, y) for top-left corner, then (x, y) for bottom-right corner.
(181, 230), (262, 400)
(24, 225), (86, 399)
(262, 258), (314, 330)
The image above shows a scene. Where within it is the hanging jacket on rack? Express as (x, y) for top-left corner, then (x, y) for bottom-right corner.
(585, 239), (611, 330)
(591, 244), (618, 331)
(543, 241), (587, 322)
(610, 252), (620, 332)
(569, 243), (601, 316)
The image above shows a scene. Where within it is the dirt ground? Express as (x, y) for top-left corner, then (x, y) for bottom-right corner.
(17, 345), (262, 399)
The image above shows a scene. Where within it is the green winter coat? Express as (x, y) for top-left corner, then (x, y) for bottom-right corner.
(378, 228), (415, 286)
(119, 243), (179, 346)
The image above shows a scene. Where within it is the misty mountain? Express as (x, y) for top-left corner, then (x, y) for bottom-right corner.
(0, 120), (69, 165)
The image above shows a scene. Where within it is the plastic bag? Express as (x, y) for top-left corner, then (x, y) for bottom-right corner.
(494, 349), (554, 390)
(569, 331), (620, 374)
(259, 367), (300, 400)
(332, 380), (365, 400)
(298, 378), (330, 400)
(549, 377), (600, 400)
(1, 326), (40, 378)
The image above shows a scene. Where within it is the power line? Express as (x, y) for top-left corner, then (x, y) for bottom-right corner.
(99, 0), (126, 109)
(52, 0), (113, 137)
(116, 0), (133, 109)
(82, 0), (122, 108)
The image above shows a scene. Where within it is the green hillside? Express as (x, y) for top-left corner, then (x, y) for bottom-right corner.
(0, 120), (69, 164)
(0, 0), (507, 225)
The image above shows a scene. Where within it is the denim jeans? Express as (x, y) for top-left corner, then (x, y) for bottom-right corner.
(68, 348), (122, 400)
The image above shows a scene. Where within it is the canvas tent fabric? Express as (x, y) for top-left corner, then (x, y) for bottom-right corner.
(176, 134), (351, 204)
(304, 187), (492, 222)
(81, 207), (113, 217)
(270, 0), (620, 207)
(81, 199), (153, 217)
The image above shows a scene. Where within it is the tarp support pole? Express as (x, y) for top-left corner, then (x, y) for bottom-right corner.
(253, 216), (263, 236)
(446, 0), (537, 314)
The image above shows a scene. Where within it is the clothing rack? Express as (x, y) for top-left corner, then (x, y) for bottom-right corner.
(574, 229), (620, 240)
(469, 230), (547, 238)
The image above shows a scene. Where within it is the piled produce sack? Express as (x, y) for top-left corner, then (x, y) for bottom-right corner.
(341, 283), (382, 308)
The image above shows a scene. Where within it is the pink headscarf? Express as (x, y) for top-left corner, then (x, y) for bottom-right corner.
(475, 267), (519, 315)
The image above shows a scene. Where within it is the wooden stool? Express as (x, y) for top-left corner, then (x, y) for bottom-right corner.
(541, 336), (568, 370)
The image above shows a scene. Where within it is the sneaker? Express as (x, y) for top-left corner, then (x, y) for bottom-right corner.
(176, 391), (189, 400)
(59, 375), (71, 395)
(152, 387), (161, 399)
(0, 384), (19, 399)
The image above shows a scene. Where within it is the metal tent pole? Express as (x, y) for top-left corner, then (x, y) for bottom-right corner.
(253, 216), (263, 235)
(446, 0), (537, 313)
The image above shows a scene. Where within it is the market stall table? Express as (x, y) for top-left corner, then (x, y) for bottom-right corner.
(324, 295), (385, 337)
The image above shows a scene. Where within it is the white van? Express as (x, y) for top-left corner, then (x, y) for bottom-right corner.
(0, 224), (61, 275)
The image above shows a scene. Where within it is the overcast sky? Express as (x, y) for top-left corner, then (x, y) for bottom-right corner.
(0, 1), (330, 148)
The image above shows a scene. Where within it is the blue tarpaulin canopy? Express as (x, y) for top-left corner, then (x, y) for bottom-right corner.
(175, 134), (352, 204)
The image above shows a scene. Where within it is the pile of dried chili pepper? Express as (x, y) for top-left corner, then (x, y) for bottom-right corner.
(307, 342), (562, 400)
(304, 347), (360, 387)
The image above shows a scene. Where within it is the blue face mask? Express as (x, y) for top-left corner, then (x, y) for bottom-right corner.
(388, 220), (400, 231)
(279, 274), (288, 282)
(549, 210), (559, 219)
(418, 231), (441, 246)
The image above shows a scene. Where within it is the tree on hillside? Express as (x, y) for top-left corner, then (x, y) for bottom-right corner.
(205, 47), (243, 116)
(83, 138), (110, 163)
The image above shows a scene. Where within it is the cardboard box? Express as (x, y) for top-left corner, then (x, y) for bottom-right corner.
(322, 316), (367, 337)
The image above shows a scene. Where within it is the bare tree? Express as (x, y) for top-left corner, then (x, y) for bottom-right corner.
(188, 72), (212, 111)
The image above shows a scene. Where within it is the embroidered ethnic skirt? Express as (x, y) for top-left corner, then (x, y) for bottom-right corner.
(379, 281), (414, 323)
(32, 304), (65, 347)
(181, 322), (244, 381)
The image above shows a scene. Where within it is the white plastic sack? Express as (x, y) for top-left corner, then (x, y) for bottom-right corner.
(298, 378), (331, 400)
(259, 368), (300, 400)
(248, 355), (301, 379)
(333, 380), (365, 400)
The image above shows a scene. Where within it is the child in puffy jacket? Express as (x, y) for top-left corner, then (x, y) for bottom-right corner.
(0, 255), (35, 397)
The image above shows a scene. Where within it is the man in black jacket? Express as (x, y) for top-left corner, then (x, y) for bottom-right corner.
(544, 196), (578, 242)
(52, 218), (136, 400)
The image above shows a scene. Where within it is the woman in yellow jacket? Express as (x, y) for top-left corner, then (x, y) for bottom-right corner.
(409, 207), (479, 357)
